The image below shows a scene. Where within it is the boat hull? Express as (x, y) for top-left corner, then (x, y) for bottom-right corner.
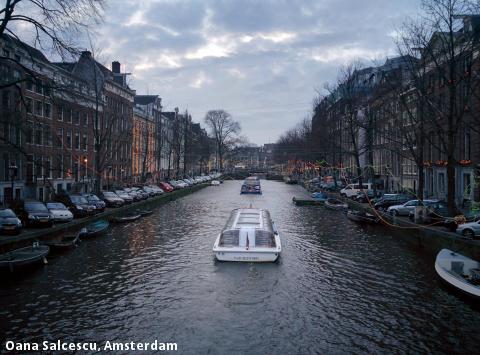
(435, 249), (480, 298)
(0, 245), (50, 271)
(213, 234), (281, 263)
(435, 261), (480, 298)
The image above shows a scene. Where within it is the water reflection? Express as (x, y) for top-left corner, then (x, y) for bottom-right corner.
(0, 180), (478, 354)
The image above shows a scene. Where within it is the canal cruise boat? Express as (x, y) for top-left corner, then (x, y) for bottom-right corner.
(213, 208), (281, 262)
(240, 177), (262, 194)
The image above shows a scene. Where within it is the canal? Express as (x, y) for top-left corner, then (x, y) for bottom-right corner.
(0, 180), (478, 354)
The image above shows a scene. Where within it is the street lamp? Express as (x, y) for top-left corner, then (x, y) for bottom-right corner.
(120, 168), (125, 186)
(8, 163), (18, 206)
(83, 157), (88, 192)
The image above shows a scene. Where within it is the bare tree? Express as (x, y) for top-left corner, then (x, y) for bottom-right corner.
(203, 110), (241, 171)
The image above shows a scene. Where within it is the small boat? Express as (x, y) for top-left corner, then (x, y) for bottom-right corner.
(346, 210), (379, 224)
(0, 243), (49, 272)
(44, 229), (83, 250)
(211, 180), (221, 186)
(435, 249), (480, 298)
(324, 198), (348, 211)
(110, 213), (141, 223)
(213, 208), (281, 262)
(292, 197), (324, 206)
(81, 220), (110, 238)
(136, 210), (153, 217)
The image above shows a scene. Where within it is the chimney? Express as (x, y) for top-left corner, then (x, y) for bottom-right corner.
(81, 51), (92, 59)
(112, 61), (120, 73)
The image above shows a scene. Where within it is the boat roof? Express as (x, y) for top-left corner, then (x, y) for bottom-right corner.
(223, 208), (273, 232)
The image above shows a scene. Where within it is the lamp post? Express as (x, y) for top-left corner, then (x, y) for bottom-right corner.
(83, 157), (88, 192)
(8, 163), (18, 207)
(121, 168), (125, 187)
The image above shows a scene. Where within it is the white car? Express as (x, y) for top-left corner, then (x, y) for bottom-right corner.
(387, 199), (436, 216)
(46, 202), (74, 222)
(456, 220), (480, 238)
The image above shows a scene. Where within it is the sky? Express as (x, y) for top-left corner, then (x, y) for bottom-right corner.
(92, 0), (421, 145)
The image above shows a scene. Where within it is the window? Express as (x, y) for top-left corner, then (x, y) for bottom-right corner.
(66, 108), (72, 123)
(82, 134), (87, 150)
(73, 110), (79, 125)
(25, 121), (33, 144)
(44, 103), (51, 118)
(44, 84), (51, 97)
(55, 128), (63, 148)
(464, 129), (471, 160)
(35, 100), (42, 116)
(26, 75), (33, 91)
(82, 112), (88, 126)
(26, 98), (33, 114)
(35, 156), (42, 178)
(35, 80), (43, 95)
(44, 125), (52, 146)
(66, 130), (72, 149)
(13, 70), (20, 81)
(58, 106), (64, 121)
(438, 173), (445, 193)
(35, 123), (43, 145)
(44, 157), (51, 178)
(75, 132), (80, 149)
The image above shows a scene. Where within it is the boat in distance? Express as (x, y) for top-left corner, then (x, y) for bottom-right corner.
(213, 208), (281, 262)
(240, 176), (262, 194)
(435, 249), (480, 298)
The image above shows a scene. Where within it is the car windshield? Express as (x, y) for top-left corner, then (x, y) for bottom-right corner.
(25, 202), (48, 212)
(87, 195), (100, 201)
(46, 203), (67, 210)
(103, 192), (115, 197)
(116, 191), (127, 196)
(71, 196), (88, 204)
(0, 209), (16, 217)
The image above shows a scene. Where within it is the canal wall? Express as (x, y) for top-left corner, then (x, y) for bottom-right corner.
(344, 198), (480, 260)
(0, 184), (209, 253)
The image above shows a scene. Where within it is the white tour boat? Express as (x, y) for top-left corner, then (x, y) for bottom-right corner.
(435, 249), (480, 298)
(213, 208), (281, 262)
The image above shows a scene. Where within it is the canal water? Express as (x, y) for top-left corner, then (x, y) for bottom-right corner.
(0, 181), (478, 354)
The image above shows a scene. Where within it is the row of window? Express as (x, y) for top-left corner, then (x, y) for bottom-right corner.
(24, 122), (88, 151)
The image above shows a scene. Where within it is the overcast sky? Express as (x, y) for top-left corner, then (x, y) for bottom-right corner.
(94, 0), (421, 145)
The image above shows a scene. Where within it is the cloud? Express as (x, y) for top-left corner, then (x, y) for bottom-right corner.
(90, 0), (421, 144)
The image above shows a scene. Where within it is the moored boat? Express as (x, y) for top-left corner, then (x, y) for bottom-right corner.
(435, 249), (480, 298)
(213, 208), (281, 262)
(211, 180), (221, 186)
(346, 210), (379, 224)
(311, 192), (328, 201)
(0, 243), (49, 272)
(136, 210), (153, 217)
(292, 197), (324, 206)
(110, 213), (141, 223)
(44, 229), (83, 250)
(81, 219), (109, 238)
(324, 198), (348, 211)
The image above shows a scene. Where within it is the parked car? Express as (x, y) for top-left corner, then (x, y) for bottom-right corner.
(14, 200), (53, 227)
(158, 182), (174, 192)
(387, 199), (428, 216)
(115, 190), (133, 204)
(100, 191), (124, 207)
(124, 188), (142, 202)
(46, 202), (74, 222)
(373, 194), (414, 211)
(456, 220), (480, 238)
(340, 183), (373, 198)
(0, 208), (22, 234)
(54, 194), (95, 218)
(82, 193), (106, 213)
(354, 190), (376, 203)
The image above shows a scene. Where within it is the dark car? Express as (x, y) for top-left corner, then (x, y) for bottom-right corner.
(374, 194), (414, 211)
(14, 200), (53, 227)
(82, 193), (106, 213)
(54, 194), (95, 218)
(100, 191), (124, 208)
(408, 200), (450, 224)
(0, 208), (22, 234)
